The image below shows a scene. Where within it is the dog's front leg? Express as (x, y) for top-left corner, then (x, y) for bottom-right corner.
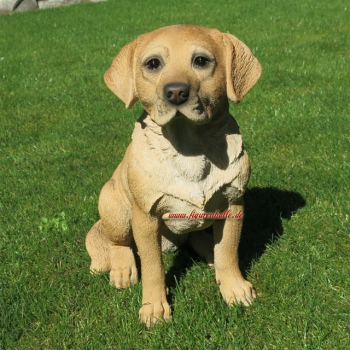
(213, 198), (256, 306)
(132, 204), (171, 327)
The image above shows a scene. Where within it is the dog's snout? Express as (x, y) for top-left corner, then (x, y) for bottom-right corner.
(164, 83), (190, 106)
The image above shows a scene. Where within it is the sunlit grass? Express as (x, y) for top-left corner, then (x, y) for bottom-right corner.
(1, 0), (349, 348)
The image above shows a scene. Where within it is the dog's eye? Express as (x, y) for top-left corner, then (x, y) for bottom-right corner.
(146, 58), (162, 71)
(193, 56), (210, 68)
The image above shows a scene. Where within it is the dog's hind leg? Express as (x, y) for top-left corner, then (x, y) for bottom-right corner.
(86, 218), (137, 288)
(86, 164), (138, 288)
(100, 175), (137, 288)
(86, 220), (111, 272)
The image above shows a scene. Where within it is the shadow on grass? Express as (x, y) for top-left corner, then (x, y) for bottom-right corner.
(165, 187), (306, 297)
(239, 187), (306, 274)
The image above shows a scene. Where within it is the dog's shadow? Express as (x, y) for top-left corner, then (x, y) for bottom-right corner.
(165, 187), (306, 294)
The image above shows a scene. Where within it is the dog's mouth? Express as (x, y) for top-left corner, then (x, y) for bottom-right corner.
(153, 98), (211, 126)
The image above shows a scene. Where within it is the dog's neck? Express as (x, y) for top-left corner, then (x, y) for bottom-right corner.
(138, 104), (241, 171)
(162, 115), (229, 165)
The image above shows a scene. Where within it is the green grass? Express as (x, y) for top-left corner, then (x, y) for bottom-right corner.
(0, 0), (349, 348)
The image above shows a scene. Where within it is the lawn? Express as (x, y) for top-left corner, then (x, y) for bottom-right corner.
(0, 0), (349, 348)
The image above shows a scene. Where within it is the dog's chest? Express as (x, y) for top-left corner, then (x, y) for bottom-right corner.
(130, 118), (250, 220)
(172, 153), (211, 182)
(155, 152), (247, 233)
(157, 154), (234, 209)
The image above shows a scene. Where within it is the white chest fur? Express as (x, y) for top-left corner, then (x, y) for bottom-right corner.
(130, 113), (250, 212)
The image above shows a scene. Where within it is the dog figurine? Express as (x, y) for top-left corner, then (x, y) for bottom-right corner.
(86, 24), (262, 326)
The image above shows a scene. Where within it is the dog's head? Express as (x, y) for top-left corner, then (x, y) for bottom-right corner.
(104, 25), (262, 126)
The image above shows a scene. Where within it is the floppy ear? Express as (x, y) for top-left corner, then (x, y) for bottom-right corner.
(104, 40), (138, 109)
(223, 33), (262, 103)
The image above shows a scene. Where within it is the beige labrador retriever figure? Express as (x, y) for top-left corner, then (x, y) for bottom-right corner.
(86, 25), (262, 326)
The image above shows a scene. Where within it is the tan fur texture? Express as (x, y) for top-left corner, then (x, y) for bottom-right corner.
(86, 24), (262, 327)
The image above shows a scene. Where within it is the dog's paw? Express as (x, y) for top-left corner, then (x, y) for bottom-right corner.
(109, 246), (138, 288)
(139, 301), (171, 327)
(219, 278), (256, 306)
(110, 265), (138, 288)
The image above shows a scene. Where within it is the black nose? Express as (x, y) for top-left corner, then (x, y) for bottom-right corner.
(164, 83), (190, 106)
